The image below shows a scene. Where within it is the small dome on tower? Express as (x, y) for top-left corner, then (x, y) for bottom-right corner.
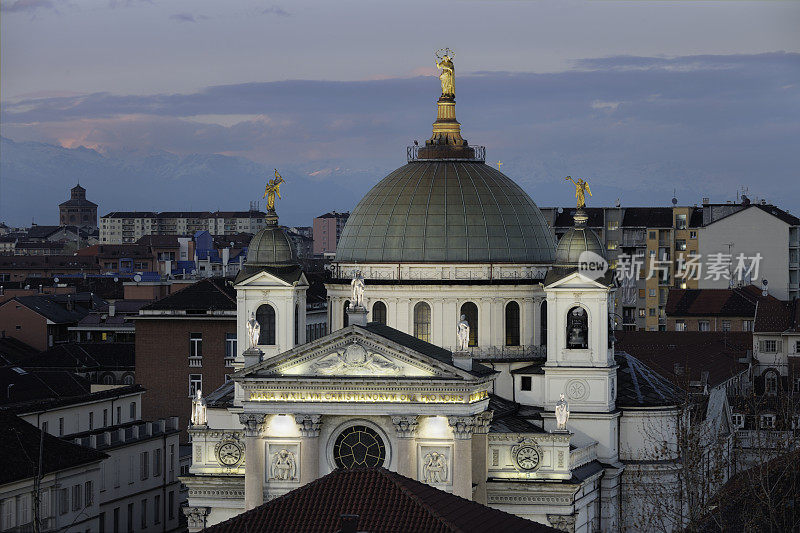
(245, 220), (296, 266)
(554, 209), (605, 265)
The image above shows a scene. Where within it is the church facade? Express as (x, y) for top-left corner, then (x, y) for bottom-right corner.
(182, 55), (683, 533)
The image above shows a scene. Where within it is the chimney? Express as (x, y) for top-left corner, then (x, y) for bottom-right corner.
(702, 197), (710, 205)
(108, 303), (116, 317)
(338, 515), (359, 533)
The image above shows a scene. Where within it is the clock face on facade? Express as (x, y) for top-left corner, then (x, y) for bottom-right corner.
(514, 445), (541, 471)
(217, 441), (243, 466)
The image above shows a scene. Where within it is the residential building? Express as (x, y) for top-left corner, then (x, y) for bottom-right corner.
(0, 255), (100, 282)
(664, 285), (770, 332)
(0, 293), (101, 350)
(100, 210), (268, 244)
(134, 278), (238, 441)
(698, 200), (800, 300)
(0, 411), (105, 532)
(312, 211), (348, 255)
(59, 183), (98, 229)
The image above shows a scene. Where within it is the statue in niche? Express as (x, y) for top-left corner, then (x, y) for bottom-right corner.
(423, 451), (448, 483)
(271, 449), (297, 480)
(246, 311), (260, 350)
(350, 270), (365, 309)
(435, 49), (455, 98)
(456, 314), (470, 351)
(190, 389), (207, 426)
(555, 393), (570, 430)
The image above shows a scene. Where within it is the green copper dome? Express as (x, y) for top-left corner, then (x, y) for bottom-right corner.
(246, 222), (295, 266)
(554, 209), (605, 265)
(335, 160), (556, 263)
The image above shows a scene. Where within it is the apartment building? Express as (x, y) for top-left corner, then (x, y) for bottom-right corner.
(101, 210), (268, 244)
(312, 211), (349, 255)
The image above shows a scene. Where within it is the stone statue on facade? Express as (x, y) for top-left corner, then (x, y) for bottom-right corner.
(190, 389), (207, 426)
(263, 169), (285, 212)
(565, 176), (592, 209)
(246, 311), (260, 349)
(271, 449), (297, 480)
(435, 49), (455, 98)
(456, 314), (470, 351)
(555, 393), (570, 431)
(350, 270), (365, 309)
(423, 451), (448, 483)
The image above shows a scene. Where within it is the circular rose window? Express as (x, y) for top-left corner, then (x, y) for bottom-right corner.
(333, 425), (386, 469)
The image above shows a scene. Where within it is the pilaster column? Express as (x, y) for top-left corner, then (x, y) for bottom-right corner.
(391, 415), (418, 479)
(295, 415), (322, 485)
(523, 297), (536, 347)
(239, 413), (266, 510)
(448, 415), (476, 499)
(471, 411), (493, 505)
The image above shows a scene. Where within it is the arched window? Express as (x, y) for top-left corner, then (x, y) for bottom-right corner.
(294, 304), (299, 345)
(372, 301), (387, 325)
(122, 374), (134, 385)
(540, 300), (547, 347)
(256, 304), (276, 345)
(505, 301), (520, 346)
(414, 302), (431, 342)
(343, 300), (350, 327)
(460, 302), (478, 346)
(566, 306), (588, 349)
(102, 374), (115, 385)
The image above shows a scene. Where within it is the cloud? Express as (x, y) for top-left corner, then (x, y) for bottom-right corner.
(261, 5), (289, 17)
(1, 0), (54, 13)
(170, 12), (207, 23)
(2, 53), (799, 216)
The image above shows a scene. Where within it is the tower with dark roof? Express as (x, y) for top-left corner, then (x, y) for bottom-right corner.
(59, 183), (98, 229)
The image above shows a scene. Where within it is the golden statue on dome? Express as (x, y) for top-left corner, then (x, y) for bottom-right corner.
(435, 48), (455, 98)
(565, 176), (592, 209)
(263, 169), (285, 212)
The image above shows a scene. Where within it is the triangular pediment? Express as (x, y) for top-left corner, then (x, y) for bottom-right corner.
(546, 269), (611, 290)
(239, 326), (473, 380)
(235, 269), (307, 289)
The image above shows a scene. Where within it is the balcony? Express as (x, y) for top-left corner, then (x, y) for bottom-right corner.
(189, 356), (203, 367)
(407, 144), (486, 162)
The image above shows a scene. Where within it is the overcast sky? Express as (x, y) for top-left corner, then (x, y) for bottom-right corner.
(1, 0), (799, 224)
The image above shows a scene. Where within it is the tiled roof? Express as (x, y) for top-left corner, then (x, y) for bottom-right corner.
(102, 211), (158, 218)
(616, 331), (752, 390)
(234, 264), (305, 285)
(0, 255), (98, 270)
(135, 235), (181, 247)
(615, 351), (683, 407)
(0, 337), (39, 366)
(8, 295), (90, 323)
(665, 286), (763, 317)
(141, 277), (236, 312)
(27, 342), (135, 370)
(621, 207), (674, 228)
(360, 322), (495, 378)
(754, 297), (798, 333)
(0, 411), (107, 485)
(203, 467), (555, 533)
(1, 381), (143, 413)
(488, 394), (545, 433)
(315, 211), (350, 219)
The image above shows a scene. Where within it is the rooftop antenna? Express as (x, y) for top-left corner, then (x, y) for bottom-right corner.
(672, 189), (678, 206)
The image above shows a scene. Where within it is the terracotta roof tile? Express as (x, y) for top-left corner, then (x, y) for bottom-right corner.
(202, 468), (556, 533)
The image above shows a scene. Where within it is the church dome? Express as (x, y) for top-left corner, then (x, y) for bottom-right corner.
(246, 222), (296, 266)
(554, 209), (605, 264)
(335, 161), (556, 263)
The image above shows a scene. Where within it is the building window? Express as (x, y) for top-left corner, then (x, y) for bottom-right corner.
(760, 340), (779, 353)
(89, 412), (94, 430)
(189, 333), (202, 357)
(85, 481), (93, 506)
(127, 503), (133, 532)
(343, 301), (350, 327)
(690, 231), (697, 239)
(698, 320), (710, 332)
(189, 374), (202, 398)
(793, 377), (800, 394)
(168, 491), (174, 520)
(332, 425), (386, 469)
(520, 376), (532, 391)
(154, 495), (161, 524)
(460, 302), (479, 346)
(372, 301), (387, 325)
(649, 231), (656, 240)
(732, 413), (744, 428)
(413, 302), (431, 342)
(505, 301), (521, 346)
(675, 214), (687, 230)
(607, 240), (619, 251)
(765, 372), (778, 395)
(649, 289), (656, 297)
(760, 414), (775, 429)
(140, 451), (149, 480)
(675, 321), (686, 332)
(675, 239), (686, 251)
(743, 320), (753, 332)
(649, 308), (657, 317)
(59, 417), (64, 436)
(566, 307), (588, 349)
(59, 489), (68, 515)
(72, 484), (82, 511)
(116, 406), (121, 425)
(722, 320), (731, 332)
(225, 333), (237, 360)
(639, 289), (646, 298)
(608, 221), (619, 230)
(140, 499), (147, 529)
(256, 304), (277, 344)
(129, 402), (136, 420)
(638, 309), (646, 318)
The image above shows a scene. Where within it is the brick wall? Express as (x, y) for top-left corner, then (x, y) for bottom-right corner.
(136, 317), (236, 442)
(0, 300), (48, 350)
(666, 316), (752, 332)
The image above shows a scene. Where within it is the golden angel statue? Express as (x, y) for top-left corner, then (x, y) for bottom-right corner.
(565, 176), (592, 209)
(435, 49), (455, 98)
(263, 169), (285, 211)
